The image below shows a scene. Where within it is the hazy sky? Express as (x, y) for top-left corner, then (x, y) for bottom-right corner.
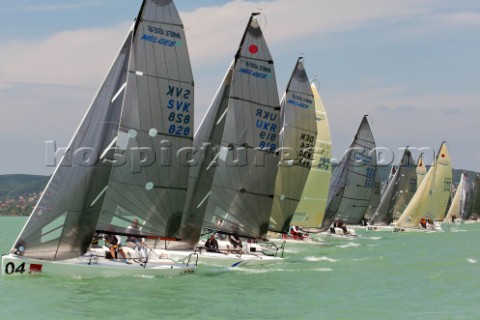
(0, 0), (479, 175)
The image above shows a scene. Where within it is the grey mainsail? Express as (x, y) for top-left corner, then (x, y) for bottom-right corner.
(12, 0), (194, 260)
(319, 116), (376, 230)
(269, 58), (316, 233)
(371, 148), (416, 225)
(179, 65), (234, 246)
(200, 14), (281, 240)
(96, 0), (194, 239)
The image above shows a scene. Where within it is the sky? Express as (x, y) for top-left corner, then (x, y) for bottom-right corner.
(0, 0), (479, 176)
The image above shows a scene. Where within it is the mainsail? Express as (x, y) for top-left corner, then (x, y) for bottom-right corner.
(443, 173), (467, 222)
(269, 58), (316, 233)
(292, 80), (332, 229)
(96, 0), (194, 239)
(371, 148), (416, 225)
(319, 116), (376, 230)
(12, 0), (193, 260)
(199, 14), (281, 240)
(396, 142), (452, 228)
(416, 154), (427, 189)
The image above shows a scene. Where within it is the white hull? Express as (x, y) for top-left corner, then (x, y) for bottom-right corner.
(2, 253), (195, 278)
(310, 227), (357, 240)
(152, 248), (283, 267)
(268, 232), (323, 245)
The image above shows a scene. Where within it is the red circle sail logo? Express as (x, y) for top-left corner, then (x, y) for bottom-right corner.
(249, 44), (258, 54)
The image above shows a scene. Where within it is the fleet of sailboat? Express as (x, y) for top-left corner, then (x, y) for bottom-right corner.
(2, 0), (475, 278)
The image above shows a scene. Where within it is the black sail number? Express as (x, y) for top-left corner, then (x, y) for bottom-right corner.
(4, 262), (26, 275)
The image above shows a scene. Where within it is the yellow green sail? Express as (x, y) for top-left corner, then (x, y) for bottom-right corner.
(291, 80), (332, 228)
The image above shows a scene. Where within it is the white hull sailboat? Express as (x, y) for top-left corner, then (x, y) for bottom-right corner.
(442, 172), (468, 230)
(2, 0), (197, 277)
(311, 116), (376, 239)
(160, 13), (284, 267)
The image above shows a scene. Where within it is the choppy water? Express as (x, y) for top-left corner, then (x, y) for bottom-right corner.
(1, 216), (480, 320)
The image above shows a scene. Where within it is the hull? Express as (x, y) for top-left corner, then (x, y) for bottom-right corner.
(2, 254), (195, 278)
(312, 227), (357, 240)
(153, 249), (283, 267)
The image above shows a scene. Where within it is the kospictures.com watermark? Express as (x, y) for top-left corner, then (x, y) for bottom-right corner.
(45, 140), (437, 172)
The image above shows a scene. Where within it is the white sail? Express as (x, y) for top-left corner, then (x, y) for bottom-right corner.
(396, 142), (452, 228)
(269, 58), (317, 233)
(320, 116), (376, 230)
(416, 154), (427, 189)
(200, 14), (281, 240)
(443, 173), (467, 223)
(292, 80), (332, 229)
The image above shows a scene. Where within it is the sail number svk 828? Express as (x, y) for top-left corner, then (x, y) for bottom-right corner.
(166, 85), (192, 137)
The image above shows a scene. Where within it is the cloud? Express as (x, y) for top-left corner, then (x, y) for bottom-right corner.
(0, 0), (106, 12)
(1, 0), (479, 174)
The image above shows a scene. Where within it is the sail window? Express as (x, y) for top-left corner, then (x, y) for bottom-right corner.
(41, 212), (67, 244)
(128, 129), (138, 138)
(149, 128), (158, 137)
(145, 182), (154, 191)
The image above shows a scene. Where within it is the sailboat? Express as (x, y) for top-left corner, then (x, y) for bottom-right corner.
(316, 116), (377, 237)
(268, 58), (317, 240)
(289, 79), (332, 236)
(395, 142), (452, 231)
(154, 13), (284, 267)
(442, 172), (467, 228)
(369, 148), (416, 230)
(2, 0), (197, 277)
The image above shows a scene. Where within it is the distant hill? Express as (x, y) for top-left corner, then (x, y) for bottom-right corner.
(0, 174), (49, 201)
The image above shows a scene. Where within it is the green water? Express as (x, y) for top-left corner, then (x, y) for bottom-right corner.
(1, 217), (480, 320)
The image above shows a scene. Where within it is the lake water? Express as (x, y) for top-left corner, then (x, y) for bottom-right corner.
(1, 216), (479, 319)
